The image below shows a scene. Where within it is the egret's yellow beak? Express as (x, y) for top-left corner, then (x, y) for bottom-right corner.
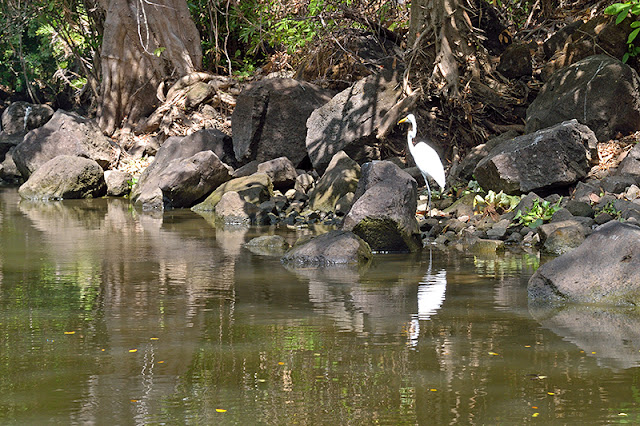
(397, 117), (408, 125)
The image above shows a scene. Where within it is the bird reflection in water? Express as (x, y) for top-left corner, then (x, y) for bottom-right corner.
(408, 249), (447, 346)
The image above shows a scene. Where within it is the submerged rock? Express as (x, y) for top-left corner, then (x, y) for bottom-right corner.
(281, 230), (372, 266)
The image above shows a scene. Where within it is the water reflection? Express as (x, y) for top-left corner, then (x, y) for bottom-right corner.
(5, 187), (640, 424)
(408, 250), (447, 346)
(531, 305), (640, 371)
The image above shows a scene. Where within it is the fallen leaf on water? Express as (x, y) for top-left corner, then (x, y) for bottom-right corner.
(547, 392), (555, 395)
(150, 337), (159, 340)
(619, 413), (628, 416)
(278, 362), (285, 365)
(532, 413), (539, 417)
(157, 361), (164, 364)
(64, 331), (75, 335)
(216, 409), (227, 413)
(129, 349), (137, 353)
(488, 352), (499, 356)
(430, 389), (437, 392)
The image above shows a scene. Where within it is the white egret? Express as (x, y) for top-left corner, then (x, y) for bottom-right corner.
(397, 114), (446, 210)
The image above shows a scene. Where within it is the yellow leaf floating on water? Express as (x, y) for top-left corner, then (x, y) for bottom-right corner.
(150, 337), (159, 340)
(216, 409), (227, 413)
(278, 362), (285, 365)
(532, 413), (539, 417)
(64, 331), (75, 335)
(157, 361), (164, 364)
(129, 349), (137, 353)
(547, 392), (555, 395)
(488, 352), (499, 356)
(430, 389), (437, 392)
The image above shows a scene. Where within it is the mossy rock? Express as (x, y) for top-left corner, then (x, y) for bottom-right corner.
(192, 172), (273, 211)
(352, 216), (422, 253)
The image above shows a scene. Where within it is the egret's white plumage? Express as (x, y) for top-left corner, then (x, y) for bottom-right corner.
(398, 113), (446, 210)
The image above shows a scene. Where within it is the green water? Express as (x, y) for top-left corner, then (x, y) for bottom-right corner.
(1, 186), (640, 425)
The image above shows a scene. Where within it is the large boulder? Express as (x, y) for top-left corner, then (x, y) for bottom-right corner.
(306, 71), (402, 173)
(232, 78), (333, 167)
(18, 155), (106, 200)
(192, 173), (273, 212)
(281, 230), (372, 266)
(343, 160), (421, 252)
(474, 120), (596, 194)
(527, 55), (640, 141)
(13, 110), (116, 178)
(308, 151), (360, 212)
(1, 101), (54, 135)
(149, 151), (233, 209)
(131, 129), (234, 209)
(528, 221), (640, 306)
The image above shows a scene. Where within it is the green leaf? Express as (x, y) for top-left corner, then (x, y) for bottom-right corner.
(606, 3), (631, 15)
(624, 52), (631, 63)
(616, 8), (632, 24)
(629, 28), (640, 43)
(631, 21), (640, 28)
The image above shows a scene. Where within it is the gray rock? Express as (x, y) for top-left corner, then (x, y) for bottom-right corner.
(245, 235), (291, 256)
(0, 147), (22, 183)
(343, 161), (421, 253)
(1, 101), (54, 135)
(528, 221), (640, 306)
(543, 20), (583, 59)
(281, 230), (372, 266)
(474, 120), (595, 194)
(215, 191), (260, 225)
(131, 128), (234, 209)
(192, 173), (273, 212)
(18, 155), (106, 200)
(232, 78), (332, 167)
(497, 42), (532, 79)
(550, 207), (574, 222)
(308, 151), (360, 212)
(618, 143), (640, 177)
(538, 220), (586, 255)
(526, 55), (640, 141)
(565, 199), (594, 217)
(294, 173), (315, 193)
(486, 218), (511, 239)
(306, 71), (402, 173)
(184, 81), (215, 110)
(13, 110), (116, 178)
(256, 156), (298, 191)
(154, 150), (233, 209)
(104, 170), (133, 197)
(601, 175), (639, 194)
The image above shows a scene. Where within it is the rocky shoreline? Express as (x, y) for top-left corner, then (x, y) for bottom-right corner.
(2, 48), (640, 308)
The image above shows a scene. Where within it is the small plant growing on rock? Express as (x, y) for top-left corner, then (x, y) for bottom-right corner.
(473, 190), (521, 220)
(597, 200), (623, 219)
(513, 198), (562, 228)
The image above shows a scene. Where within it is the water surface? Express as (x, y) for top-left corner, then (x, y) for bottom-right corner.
(1, 187), (640, 424)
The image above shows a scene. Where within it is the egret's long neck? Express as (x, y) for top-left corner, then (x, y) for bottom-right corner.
(407, 122), (417, 154)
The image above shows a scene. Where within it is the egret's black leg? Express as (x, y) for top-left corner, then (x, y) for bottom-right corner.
(423, 175), (431, 211)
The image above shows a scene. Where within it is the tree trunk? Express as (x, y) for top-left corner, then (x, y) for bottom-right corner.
(97, 0), (202, 135)
(408, 0), (489, 99)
